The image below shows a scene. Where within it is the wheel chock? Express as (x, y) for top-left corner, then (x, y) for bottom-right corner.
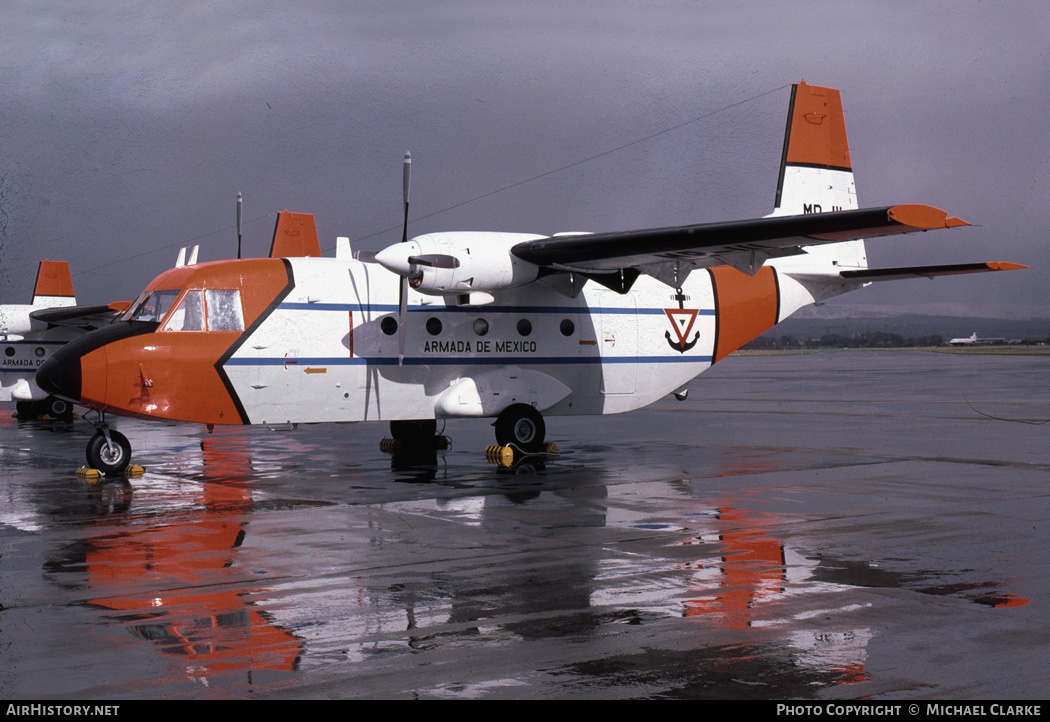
(544, 442), (559, 455)
(379, 437), (403, 454)
(76, 465), (145, 479)
(484, 445), (515, 466)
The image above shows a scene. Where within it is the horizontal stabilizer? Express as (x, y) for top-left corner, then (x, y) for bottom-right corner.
(840, 261), (1027, 283)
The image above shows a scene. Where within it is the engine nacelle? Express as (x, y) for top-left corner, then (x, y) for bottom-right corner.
(374, 232), (544, 296)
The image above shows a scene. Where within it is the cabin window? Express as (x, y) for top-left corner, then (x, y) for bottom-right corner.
(426, 317), (442, 335)
(163, 290), (205, 331)
(381, 316), (398, 335)
(517, 319), (532, 337)
(560, 319), (575, 336)
(473, 318), (489, 337)
(206, 289), (244, 331)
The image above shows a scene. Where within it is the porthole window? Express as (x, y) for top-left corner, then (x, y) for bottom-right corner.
(381, 316), (398, 335)
(517, 319), (532, 337)
(426, 317), (442, 336)
(560, 319), (575, 336)
(35, 347), (45, 357)
(4, 347), (13, 357)
(473, 318), (489, 337)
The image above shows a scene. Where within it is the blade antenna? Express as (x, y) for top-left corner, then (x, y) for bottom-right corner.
(398, 151), (411, 366)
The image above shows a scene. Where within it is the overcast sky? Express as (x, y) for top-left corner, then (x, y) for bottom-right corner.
(1, 1), (1047, 317)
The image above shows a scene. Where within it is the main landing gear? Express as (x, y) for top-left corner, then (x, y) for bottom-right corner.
(494, 403), (546, 454)
(83, 411), (132, 475)
(15, 395), (75, 421)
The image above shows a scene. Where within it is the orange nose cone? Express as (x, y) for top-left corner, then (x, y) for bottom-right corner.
(79, 345), (110, 408)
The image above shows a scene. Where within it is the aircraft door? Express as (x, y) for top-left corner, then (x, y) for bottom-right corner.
(596, 294), (637, 395)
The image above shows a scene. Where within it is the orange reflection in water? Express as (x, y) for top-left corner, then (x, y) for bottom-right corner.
(85, 434), (300, 681)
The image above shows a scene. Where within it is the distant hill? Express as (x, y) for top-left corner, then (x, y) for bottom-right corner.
(757, 309), (1050, 346)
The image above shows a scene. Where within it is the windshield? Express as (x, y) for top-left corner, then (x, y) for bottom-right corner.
(125, 289), (181, 323)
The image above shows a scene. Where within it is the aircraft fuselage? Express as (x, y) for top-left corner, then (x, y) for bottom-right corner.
(38, 254), (799, 427)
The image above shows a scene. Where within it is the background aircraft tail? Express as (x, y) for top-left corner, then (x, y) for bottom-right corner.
(768, 81), (868, 273)
(31, 260), (76, 307)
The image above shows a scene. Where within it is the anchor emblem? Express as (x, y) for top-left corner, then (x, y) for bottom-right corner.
(664, 287), (700, 353)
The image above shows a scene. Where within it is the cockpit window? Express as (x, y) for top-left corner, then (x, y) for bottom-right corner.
(162, 290), (205, 331)
(206, 289), (244, 331)
(127, 290), (181, 323)
(155, 288), (244, 332)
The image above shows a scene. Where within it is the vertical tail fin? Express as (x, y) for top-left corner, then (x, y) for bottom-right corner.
(32, 260), (76, 307)
(269, 211), (322, 258)
(771, 81), (867, 270)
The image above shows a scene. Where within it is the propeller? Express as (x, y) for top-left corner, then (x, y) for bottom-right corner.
(398, 151), (411, 366)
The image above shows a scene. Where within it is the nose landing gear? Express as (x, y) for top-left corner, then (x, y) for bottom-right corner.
(84, 411), (133, 474)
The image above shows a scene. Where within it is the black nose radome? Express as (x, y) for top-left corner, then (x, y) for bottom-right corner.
(36, 320), (159, 403)
(36, 348), (82, 402)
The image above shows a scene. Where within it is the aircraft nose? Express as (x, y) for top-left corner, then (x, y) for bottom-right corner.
(37, 347), (83, 402)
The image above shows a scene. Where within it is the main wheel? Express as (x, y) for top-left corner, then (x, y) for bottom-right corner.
(15, 400), (39, 419)
(389, 419), (437, 444)
(494, 404), (545, 453)
(46, 396), (73, 421)
(86, 431), (132, 474)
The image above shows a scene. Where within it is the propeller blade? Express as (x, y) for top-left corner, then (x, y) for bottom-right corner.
(407, 254), (460, 269)
(398, 275), (408, 366)
(401, 151), (411, 244)
(398, 151), (411, 366)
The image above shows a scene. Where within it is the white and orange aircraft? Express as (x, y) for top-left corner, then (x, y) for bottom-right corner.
(37, 82), (1025, 472)
(0, 260), (103, 419)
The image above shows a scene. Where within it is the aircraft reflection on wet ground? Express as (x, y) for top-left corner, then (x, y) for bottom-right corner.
(0, 351), (1045, 700)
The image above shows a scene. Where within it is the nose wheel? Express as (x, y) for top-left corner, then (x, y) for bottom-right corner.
(84, 412), (133, 474)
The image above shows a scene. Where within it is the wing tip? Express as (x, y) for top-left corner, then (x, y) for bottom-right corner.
(987, 262), (1028, 271)
(887, 204), (971, 229)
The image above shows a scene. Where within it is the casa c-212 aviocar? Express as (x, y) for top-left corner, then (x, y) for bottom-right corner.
(37, 81), (1025, 473)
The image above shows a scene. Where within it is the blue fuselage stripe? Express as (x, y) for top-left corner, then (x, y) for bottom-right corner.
(226, 355), (712, 366)
(278, 302), (715, 316)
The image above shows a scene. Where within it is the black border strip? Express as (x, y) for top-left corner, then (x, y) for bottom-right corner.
(773, 83), (798, 210)
(707, 268), (720, 362)
(214, 258), (296, 425)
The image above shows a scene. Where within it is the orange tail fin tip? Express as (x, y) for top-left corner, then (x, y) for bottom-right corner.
(33, 260), (75, 299)
(269, 211), (322, 258)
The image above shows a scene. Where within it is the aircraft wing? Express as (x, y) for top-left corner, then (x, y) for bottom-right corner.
(510, 204), (968, 273)
(29, 303), (129, 332)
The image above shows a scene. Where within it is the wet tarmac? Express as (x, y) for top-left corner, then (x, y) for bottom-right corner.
(1, 350), (1047, 700)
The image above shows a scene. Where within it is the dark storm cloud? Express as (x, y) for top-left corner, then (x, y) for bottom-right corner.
(1, 1), (1047, 317)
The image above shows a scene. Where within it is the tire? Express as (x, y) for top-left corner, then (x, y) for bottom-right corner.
(15, 401), (39, 419)
(390, 419), (437, 444)
(86, 431), (132, 474)
(46, 396), (73, 420)
(494, 404), (545, 453)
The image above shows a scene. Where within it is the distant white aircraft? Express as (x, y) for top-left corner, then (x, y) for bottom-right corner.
(37, 82), (1027, 472)
(949, 333), (1007, 346)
